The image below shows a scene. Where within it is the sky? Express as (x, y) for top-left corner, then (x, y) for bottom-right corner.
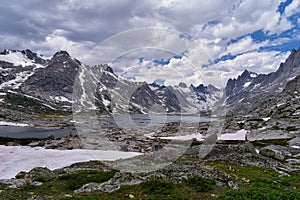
(0, 0), (299, 87)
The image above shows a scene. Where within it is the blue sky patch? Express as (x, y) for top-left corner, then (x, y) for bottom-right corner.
(138, 57), (144, 63)
(154, 79), (165, 86)
(153, 58), (170, 65)
(179, 33), (193, 40)
(153, 50), (187, 66)
(277, 0), (293, 14)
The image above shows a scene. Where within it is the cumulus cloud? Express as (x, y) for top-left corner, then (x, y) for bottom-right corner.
(216, 51), (291, 83)
(0, 0), (299, 87)
(29, 29), (95, 59)
(284, 0), (300, 17)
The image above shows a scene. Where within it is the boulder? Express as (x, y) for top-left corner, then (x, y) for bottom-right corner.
(0, 179), (26, 189)
(259, 145), (300, 161)
(15, 171), (26, 179)
(246, 130), (293, 141)
(289, 137), (300, 149)
(228, 180), (239, 190)
(6, 142), (20, 146)
(24, 167), (56, 184)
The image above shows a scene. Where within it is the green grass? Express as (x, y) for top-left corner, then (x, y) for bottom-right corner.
(141, 178), (175, 195)
(280, 175), (300, 187)
(58, 176), (216, 200)
(60, 198), (99, 200)
(207, 161), (279, 182)
(58, 170), (117, 190)
(2, 162), (300, 200)
(185, 176), (216, 192)
(209, 162), (300, 200)
(0, 113), (8, 118)
(286, 126), (297, 131)
(218, 178), (300, 200)
(1, 170), (118, 200)
(19, 184), (37, 191)
(36, 176), (48, 183)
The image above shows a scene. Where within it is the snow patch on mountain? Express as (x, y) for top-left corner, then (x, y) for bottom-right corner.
(0, 50), (46, 68)
(54, 96), (73, 103)
(0, 51), (35, 67)
(0, 71), (34, 89)
(243, 82), (251, 87)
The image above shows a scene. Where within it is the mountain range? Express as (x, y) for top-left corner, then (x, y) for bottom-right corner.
(225, 48), (300, 119)
(0, 48), (299, 122)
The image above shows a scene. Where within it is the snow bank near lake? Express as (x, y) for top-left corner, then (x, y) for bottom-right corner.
(0, 145), (141, 179)
(218, 129), (247, 141)
(158, 133), (204, 141)
(0, 121), (29, 127)
(158, 130), (247, 142)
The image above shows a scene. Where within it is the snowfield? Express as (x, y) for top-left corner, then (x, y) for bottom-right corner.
(158, 129), (247, 141)
(0, 145), (141, 179)
(0, 51), (36, 67)
(218, 129), (247, 141)
(0, 121), (29, 127)
(158, 133), (204, 141)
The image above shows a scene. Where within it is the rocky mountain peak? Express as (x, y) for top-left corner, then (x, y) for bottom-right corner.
(191, 83), (221, 95)
(102, 65), (114, 74)
(240, 69), (250, 79)
(50, 50), (76, 66)
(20, 49), (34, 57)
(280, 48), (300, 71)
(191, 84), (209, 94)
(178, 82), (187, 88)
(21, 49), (47, 64)
(207, 84), (221, 92)
(0, 49), (11, 55)
(149, 82), (163, 89)
(290, 47), (300, 58)
(52, 50), (71, 59)
(225, 69), (257, 97)
(239, 69), (257, 79)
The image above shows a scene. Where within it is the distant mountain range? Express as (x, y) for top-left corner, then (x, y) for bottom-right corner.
(0, 48), (299, 120)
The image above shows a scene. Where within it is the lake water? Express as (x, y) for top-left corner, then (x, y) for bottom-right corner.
(0, 126), (77, 138)
(101, 114), (213, 129)
(0, 114), (214, 138)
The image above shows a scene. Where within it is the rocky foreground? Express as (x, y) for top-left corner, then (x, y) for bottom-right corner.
(1, 137), (299, 199)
